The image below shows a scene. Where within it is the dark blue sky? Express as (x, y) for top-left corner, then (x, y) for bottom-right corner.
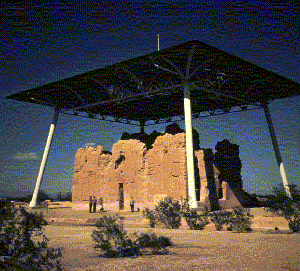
(0, 1), (299, 198)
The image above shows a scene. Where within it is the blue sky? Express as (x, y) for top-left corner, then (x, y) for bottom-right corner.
(0, 1), (299, 198)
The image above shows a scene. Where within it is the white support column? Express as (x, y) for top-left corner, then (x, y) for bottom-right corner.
(29, 109), (59, 207)
(183, 81), (198, 208)
(263, 104), (292, 198)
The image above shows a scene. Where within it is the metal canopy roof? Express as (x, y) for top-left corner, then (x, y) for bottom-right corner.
(7, 40), (300, 126)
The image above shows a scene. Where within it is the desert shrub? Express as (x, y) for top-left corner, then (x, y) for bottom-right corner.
(287, 209), (300, 233)
(91, 215), (138, 257)
(0, 199), (62, 270)
(227, 206), (253, 233)
(91, 215), (172, 258)
(209, 207), (253, 232)
(142, 208), (156, 228)
(273, 183), (300, 201)
(133, 232), (172, 254)
(209, 210), (232, 231)
(180, 199), (209, 230)
(268, 183), (300, 232)
(154, 196), (181, 229)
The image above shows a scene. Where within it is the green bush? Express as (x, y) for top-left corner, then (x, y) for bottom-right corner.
(133, 232), (172, 254)
(209, 210), (232, 231)
(287, 212), (300, 233)
(91, 215), (172, 258)
(142, 208), (156, 228)
(154, 196), (181, 229)
(227, 206), (253, 233)
(91, 215), (137, 257)
(268, 184), (300, 232)
(180, 199), (209, 230)
(209, 207), (253, 232)
(0, 199), (62, 270)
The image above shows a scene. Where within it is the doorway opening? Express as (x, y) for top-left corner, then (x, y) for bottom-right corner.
(118, 183), (124, 210)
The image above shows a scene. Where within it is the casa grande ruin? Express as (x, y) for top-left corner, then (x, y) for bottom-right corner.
(6, 40), (300, 210)
(72, 123), (258, 211)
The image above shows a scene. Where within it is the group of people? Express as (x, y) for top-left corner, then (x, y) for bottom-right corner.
(88, 196), (136, 213)
(89, 196), (104, 213)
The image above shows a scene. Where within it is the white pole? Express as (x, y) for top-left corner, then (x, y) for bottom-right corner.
(157, 34), (160, 51)
(183, 81), (198, 208)
(29, 109), (59, 207)
(263, 104), (292, 198)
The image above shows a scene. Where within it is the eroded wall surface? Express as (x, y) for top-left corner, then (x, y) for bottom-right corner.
(73, 131), (207, 209)
(72, 130), (242, 210)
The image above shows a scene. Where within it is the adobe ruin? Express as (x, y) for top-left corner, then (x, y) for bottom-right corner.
(72, 124), (256, 211)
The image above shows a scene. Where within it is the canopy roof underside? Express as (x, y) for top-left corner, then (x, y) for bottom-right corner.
(7, 40), (300, 126)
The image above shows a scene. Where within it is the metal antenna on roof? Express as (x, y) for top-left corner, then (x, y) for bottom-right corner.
(157, 34), (160, 51)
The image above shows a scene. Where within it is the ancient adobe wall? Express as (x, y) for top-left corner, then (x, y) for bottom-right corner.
(72, 128), (243, 210)
(145, 133), (188, 203)
(72, 132), (192, 210)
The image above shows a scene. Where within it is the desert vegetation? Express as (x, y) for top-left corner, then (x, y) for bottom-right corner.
(180, 198), (209, 230)
(91, 215), (172, 258)
(143, 196), (183, 229)
(0, 199), (62, 270)
(143, 196), (253, 232)
(267, 183), (300, 232)
(209, 209), (233, 231)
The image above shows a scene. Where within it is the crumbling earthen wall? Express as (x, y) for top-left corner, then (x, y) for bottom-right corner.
(72, 128), (245, 210)
(72, 145), (113, 202)
(72, 132), (191, 210)
(145, 133), (188, 204)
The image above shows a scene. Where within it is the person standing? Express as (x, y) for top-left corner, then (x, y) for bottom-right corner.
(92, 196), (97, 213)
(99, 197), (104, 212)
(89, 196), (93, 213)
(130, 197), (135, 212)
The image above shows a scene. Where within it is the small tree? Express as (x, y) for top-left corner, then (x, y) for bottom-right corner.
(154, 196), (181, 229)
(209, 210), (232, 231)
(180, 198), (209, 230)
(268, 183), (300, 232)
(57, 192), (62, 201)
(227, 206), (253, 233)
(209, 207), (253, 232)
(273, 183), (300, 201)
(0, 200), (62, 270)
(37, 189), (53, 203)
(65, 192), (72, 201)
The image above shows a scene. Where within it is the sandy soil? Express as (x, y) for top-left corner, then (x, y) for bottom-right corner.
(26, 206), (299, 270)
(44, 224), (300, 271)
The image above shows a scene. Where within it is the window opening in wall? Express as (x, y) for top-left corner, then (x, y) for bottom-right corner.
(115, 154), (125, 169)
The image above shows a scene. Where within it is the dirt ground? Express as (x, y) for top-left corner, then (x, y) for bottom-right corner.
(45, 225), (300, 271)
(37, 207), (300, 271)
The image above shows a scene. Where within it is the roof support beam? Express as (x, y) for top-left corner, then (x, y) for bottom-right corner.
(186, 46), (196, 78)
(183, 81), (197, 208)
(63, 84), (182, 112)
(140, 120), (145, 133)
(263, 104), (292, 198)
(120, 68), (144, 90)
(89, 77), (110, 90)
(150, 56), (182, 76)
(29, 108), (59, 208)
(193, 84), (257, 105)
(189, 56), (218, 79)
(62, 85), (86, 105)
(160, 56), (184, 78)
